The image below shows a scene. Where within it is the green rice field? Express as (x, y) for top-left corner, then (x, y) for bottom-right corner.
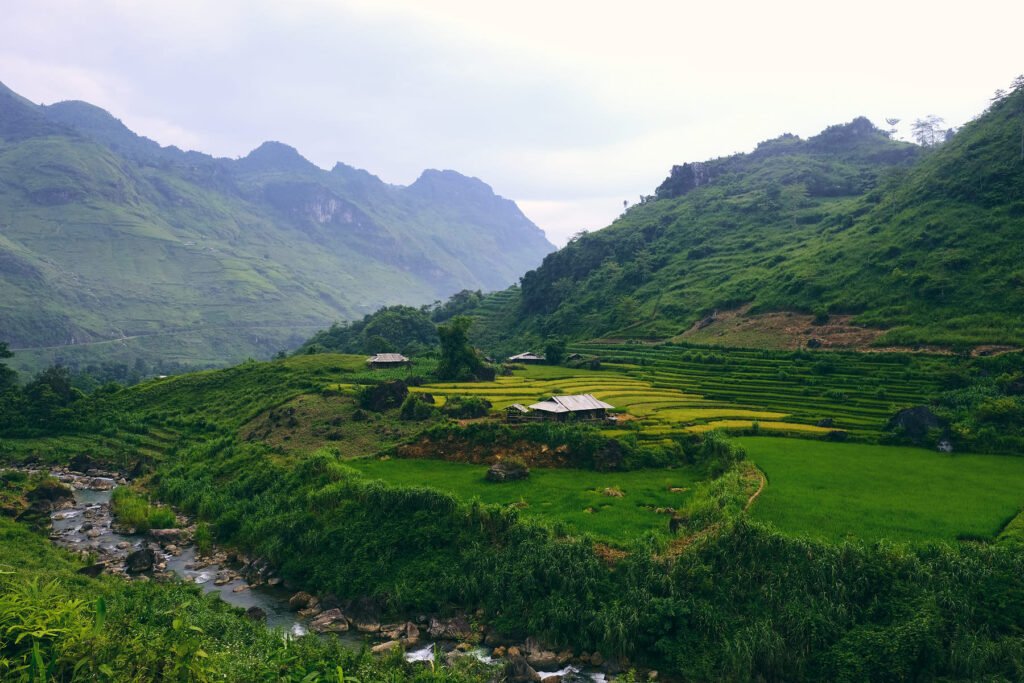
(741, 437), (1024, 543)
(349, 457), (699, 544)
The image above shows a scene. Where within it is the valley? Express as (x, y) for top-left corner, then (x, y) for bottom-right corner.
(2, 75), (1024, 682)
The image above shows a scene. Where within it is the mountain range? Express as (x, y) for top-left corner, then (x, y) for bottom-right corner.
(0, 81), (553, 373)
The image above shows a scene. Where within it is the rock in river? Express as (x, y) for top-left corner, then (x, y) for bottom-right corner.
(309, 608), (349, 633)
(125, 548), (155, 574)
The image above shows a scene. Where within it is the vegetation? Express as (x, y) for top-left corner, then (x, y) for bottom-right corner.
(110, 487), (177, 532)
(0, 81), (552, 377)
(5, 78), (1024, 679)
(450, 78), (1024, 352)
(743, 437), (1024, 543)
(350, 457), (699, 543)
(0, 513), (494, 682)
(297, 305), (439, 356)
(1, 346), (1023, 679)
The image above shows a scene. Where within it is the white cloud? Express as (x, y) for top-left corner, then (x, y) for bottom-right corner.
(1, 0), (1021, 246)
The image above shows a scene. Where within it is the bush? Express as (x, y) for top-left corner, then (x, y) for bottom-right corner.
(440, 395), (493, 419)
(400, 394), (437, 421)
(111, 487), (176, 532)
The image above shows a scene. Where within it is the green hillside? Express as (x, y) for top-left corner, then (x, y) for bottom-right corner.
(468, 84), (1024, 352)
(0, 82), (553, 375)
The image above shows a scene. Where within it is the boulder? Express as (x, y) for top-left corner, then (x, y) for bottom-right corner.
(149, 528), (186, 544)
(241, 558), (272, 584)
(89, 477), (116, 490)
(372, 640), (401, 654)
(27, 479), (74, 505)
(428, 615), (475, 641)
(526, 650), (560, 670)
(288, 591), (317, 611)
(485, 461), (529, 483)
(504, 655), (541, 683)
(309, 608), (349, 633)
(125, 548), (155, 574)
(541, 676), (563, 683)
(887, 406), (944, 444)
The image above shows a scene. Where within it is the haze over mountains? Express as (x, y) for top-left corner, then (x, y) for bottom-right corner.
(0, 81), (553, 372)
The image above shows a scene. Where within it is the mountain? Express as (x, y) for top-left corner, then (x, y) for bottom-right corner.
(0, 82), (553, 373)
(458, 86), (1024, 353)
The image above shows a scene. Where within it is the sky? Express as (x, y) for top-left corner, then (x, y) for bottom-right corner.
(1, 0), (1021, 245)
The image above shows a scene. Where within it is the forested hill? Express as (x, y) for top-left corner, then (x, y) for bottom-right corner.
(466, 84), (1024, 352)
(0, 82), (553, 373)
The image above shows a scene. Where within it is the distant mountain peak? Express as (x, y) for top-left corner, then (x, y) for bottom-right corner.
(409, 169), (495, 199)
(236, 141), (319, 173)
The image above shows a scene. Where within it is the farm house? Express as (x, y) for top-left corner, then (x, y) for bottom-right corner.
(528, 394), (615, 421)
(367, 353), (411, 369)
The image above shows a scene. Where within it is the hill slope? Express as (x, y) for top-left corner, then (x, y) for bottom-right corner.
(0, 82), (553, 373)
(467, 86), (1024, 352)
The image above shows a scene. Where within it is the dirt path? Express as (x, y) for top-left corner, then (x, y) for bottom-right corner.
(744, 466), (767, 512)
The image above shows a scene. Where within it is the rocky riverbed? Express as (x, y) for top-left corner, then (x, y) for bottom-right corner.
(37, 467), (626, 682)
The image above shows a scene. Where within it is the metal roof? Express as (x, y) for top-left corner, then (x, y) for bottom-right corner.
(507, 404), (530, 412)
(508, 352), (545, 361)
(528, 394), (614, 413)
(367, 353), (409, 363)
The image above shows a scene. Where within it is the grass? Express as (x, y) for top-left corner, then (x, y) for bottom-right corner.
(740, 437), (1024, 543)
(350, 457), (699, 544)
(110, 487), (176, 532)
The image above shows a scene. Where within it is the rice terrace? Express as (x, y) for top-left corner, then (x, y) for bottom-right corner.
(2, 36), (1024, 681)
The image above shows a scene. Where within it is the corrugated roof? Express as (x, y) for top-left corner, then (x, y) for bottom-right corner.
(367, 353), (409, 363)
(528, 394), (614, 413)
(508, 352), (545, 361)
(508, 404), (530, 412)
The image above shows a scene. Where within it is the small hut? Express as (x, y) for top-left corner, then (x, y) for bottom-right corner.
(507, 352), (546, 364)
(367, 353), (410, 369)
(528, 394), (614, 421)
(505, 403), (531, 423)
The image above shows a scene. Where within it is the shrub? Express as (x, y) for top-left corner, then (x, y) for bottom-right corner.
(440, 395), (493, 419)
(111, 487), (176, 532)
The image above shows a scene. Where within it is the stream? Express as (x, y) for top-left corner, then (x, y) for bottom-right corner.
(45, 476), (607, 682)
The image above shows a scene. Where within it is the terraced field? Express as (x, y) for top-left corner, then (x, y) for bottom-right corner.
(410, 364), (836, 439)
(569, 343), (953, 439)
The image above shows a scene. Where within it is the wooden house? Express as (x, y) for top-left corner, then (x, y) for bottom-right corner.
(528, 394), (614, 421)
(507, 352), (546, 364)
(367, 353), (411, 369)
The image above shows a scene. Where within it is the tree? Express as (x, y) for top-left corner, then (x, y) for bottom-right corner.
(544, 338), (567, 365)
(911, 115), (946, 147)
(436, 316), (483, 381)
(0, 342), (17, 392)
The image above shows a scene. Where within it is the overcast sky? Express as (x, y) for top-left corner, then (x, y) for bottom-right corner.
(1, 0), (1021, 245)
